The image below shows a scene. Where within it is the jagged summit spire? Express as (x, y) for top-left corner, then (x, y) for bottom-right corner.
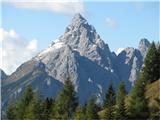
(70, 13), (87, 27)
(139, 38), (150, 47)
(72, 13), (86, 21)
(138, 38), (150, 57)
(138, 38), (150, 50)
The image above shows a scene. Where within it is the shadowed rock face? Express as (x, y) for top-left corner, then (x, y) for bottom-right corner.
(2, 14), (151, 107)
(116, 48), (143, 89)
(0, 69), (8, 82)
(115, 39), (151, 89)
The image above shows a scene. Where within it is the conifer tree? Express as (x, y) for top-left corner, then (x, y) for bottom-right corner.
(127, 73), (149, 119)
(15, 85), (34, 119)
(51, 77), (78, 119)
(74, 105), (86, 120)
(103, 82), (115, 120)
(6, 103), (16, 120)
(115, 81), (127, 120)
(157, 44), (160, 77)
(142, 42), (159, 83)
(85, 98), (99, 120)
(41, 97), (53, 120)
(24, 94), (42, 120)
(6, 85), (36, 120)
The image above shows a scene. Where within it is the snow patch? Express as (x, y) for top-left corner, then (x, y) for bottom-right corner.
(18, 88), (22, 93)
(38, 42), (64, 57)
(47, 78), (51, 86)
(111, 69), (114, 73)
(54, 39), (60, 43)
(53, 42), (64, 49)
(116, 48), (124, 55)
(73, 48), (78, 51)
(97, 84), (102, 93)
(92, 44), (97, 48)
(88, 77), (93, 83)
(105, 67), (109, 70)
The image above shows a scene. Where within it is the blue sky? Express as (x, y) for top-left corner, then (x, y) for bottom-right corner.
(2, 1), (159, 51)
(0, 0), (159, 74)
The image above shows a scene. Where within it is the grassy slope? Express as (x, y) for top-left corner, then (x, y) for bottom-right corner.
(145, 79), (160, 106)
(146, 79), (160, 99)
(98, 79), (160, 119)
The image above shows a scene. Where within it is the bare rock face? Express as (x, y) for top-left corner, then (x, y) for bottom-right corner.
(116, 39), (150, 88)
(138, 38), (151, 58)
(0, 69), (8, 81)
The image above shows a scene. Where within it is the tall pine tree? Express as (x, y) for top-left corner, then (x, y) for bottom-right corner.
(103, 82), (115, 120)
(115, 81), (127, 120)
(157, 44), (160, 78)
(15, 85), (34, 119)
(6, 103), (16, 120)
(142, 42), (159, 83)
(41, 97), (53, 120)
(85, 98), (99, 120)
(51, 77), (78, 119)
(24, 94), (42, 120)
(127, 73), (149, 119)
(74, 105), (86, 120)
(6, 85), (36, 120)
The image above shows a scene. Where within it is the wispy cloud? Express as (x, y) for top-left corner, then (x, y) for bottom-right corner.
(0, 28), (38, 74)
(105, 17), (118, 29)
(3, 0), (85, 15)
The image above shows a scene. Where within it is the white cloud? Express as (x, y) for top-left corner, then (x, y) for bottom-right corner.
(116, 48), (124, 55)
(0, 28), (38, 75)
(3, 0), (85, 15)
(105, 17), (118, 29)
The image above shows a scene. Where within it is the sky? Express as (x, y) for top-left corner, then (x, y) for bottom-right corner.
(0, 0), (159, 74)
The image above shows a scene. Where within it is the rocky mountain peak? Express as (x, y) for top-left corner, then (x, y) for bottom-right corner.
(139, 38), (150, 47)
(4, 14), (151, 107)
(71, 13), (87, 24)
(138, 38), (150, 57)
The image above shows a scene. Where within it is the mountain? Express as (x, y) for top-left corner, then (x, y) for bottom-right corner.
(116, 39), (150, 88)
(2, 14), (119, 107)
(138, 38), (151, 58)
(2, 14), (151, 108)
(0, 69), (8, 81)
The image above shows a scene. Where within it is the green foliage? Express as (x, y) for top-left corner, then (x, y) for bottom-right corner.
(115, 81), (127, 120)
(51, 77), (78, 119)
(24, 94), (42, 120)
(149, 98), (160, 120)
(103, 82), (115, 120)
(41, 97), (53, 120)
(127, 73), (149, 119)
(6, 103), (16, 120)
(6, 85), (37, 120)
(142, 42), (160, 83)
(157, 45), (160, 78)
(74, 105), (86, 120)
(85, 98), (99, 120)
(16, 85), (35, 119)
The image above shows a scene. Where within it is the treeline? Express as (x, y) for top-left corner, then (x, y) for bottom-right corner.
(6, 42), (160, 120)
